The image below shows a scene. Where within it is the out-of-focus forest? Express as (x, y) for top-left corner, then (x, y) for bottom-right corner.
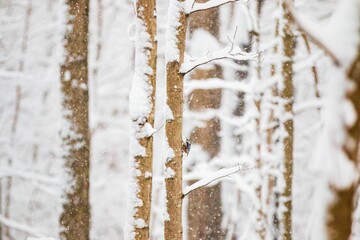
(1, 0), (360, 240)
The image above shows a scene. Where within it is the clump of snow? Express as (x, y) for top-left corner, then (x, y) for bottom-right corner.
(134, 218), (147, 229)
(129, 16), (153, 122)
(64, 70), (71, 81)
(129, 135), (146, 157)
(144, 171), (152, 178)
(79, 83), (87, 90)
(165, 167), (176, 179)
(165, 0), (184, 63)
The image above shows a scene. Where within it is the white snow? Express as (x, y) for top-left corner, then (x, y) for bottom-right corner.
(165, 167), (176, 179)
(290, 0), (360, 68)
(165, 0), (184, 63)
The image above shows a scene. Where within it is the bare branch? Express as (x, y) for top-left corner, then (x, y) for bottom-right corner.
(180, 46), (259, 74)
(185, 0), (248, 14)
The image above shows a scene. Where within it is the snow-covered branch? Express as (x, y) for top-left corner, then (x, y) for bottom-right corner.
(180, 46), (258, 74)
(183, 165), (252, 197)
(284, 0), (343, 66)
(294, 99), (323, 114)
(185, 0), (248, 14)
(184, 109), (253, 128)
(185, 78), (252, 93)
(0, 214), (44, 237)
(0, 168), (59, 185)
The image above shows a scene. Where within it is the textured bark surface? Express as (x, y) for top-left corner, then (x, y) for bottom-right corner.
(164, 1), (187, 239)
(187, 2), (223, 239)
(59, 1), (91, 240)
(131, 1), (157, 239)
(280, 3), (295, 240)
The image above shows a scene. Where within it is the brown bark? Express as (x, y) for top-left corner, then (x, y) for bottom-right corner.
(325, 44), (360, 240)
(164, 1), (187, 239)
(59, 1), (91, 240)
(280, 3), (296, 240)
(186, 2), (223, 238)
(129, 1), (157, 239)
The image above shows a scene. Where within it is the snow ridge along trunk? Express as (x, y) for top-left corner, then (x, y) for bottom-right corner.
(127, 0), (157, 239)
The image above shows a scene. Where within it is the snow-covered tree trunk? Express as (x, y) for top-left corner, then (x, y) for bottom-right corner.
(253, 1), (266, 238)
(187, 1), (223, 239)
(164, 0), (187, 239)
(326, 34), (360, 240)
(267, 15), (280, 239)
(59, 0), (91, 239)
(126, 0), (157, 239)
(279, 2), (295, 239)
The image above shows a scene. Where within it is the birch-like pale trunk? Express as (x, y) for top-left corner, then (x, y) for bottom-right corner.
(127, 0), (157, 239)
(280, 2), (295, 239)
(59, 0), (91, 239)
(164, 1), (187, 239)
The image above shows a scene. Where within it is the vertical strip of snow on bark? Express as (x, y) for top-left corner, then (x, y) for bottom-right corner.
(126, 1), (157, 240)
(164, 0), (187, 239)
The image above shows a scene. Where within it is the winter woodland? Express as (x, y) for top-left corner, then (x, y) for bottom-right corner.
(1, 0), (360, 240)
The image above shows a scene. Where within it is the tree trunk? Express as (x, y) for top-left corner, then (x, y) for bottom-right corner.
(187, 2), (223, 238)
(280, 3), (295, 240)
(253, 1), (266, 238)
(126, 0), (157, 239)
(59, 0), (91, 239)
(325, 44), (360, 240)
(164, 1), (187, 239)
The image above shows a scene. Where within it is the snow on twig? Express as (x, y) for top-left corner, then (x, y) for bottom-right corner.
(183, 165), (254, 197)
(180, 46), (259, 74)
(294, 99), (323, 114)
(185, 0), (248, 14)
